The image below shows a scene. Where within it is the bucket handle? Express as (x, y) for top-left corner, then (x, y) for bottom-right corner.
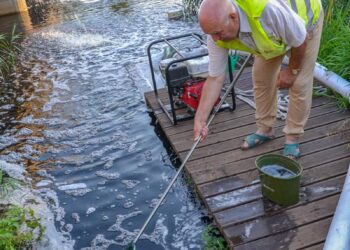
(263, 184), (275, 193)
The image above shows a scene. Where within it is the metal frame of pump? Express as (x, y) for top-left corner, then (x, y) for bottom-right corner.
(147, 33), (237, 125)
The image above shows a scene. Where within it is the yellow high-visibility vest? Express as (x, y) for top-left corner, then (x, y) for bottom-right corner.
(216, 0), (321, 59)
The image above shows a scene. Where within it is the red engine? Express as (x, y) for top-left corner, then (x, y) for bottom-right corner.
(179, 79), (220, 111)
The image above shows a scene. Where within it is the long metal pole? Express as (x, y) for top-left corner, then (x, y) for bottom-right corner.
(131, 53), (253, 247)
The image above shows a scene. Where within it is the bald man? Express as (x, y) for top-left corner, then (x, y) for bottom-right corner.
(194, 0), (323, 159)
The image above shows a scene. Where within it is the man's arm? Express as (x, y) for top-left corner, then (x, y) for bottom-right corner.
(194, 74), (225, 141)
(277, 37), (308, 89)
(289, 37), (308, 71)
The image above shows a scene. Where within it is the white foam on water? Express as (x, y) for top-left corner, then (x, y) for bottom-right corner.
(58, 183), (88, 191)
(123, 201), (134, 209)
(95, 170), (120, 180)
(108, 210), (143, 246)
(16, 127), (33, 136)
(121, 180), (141, 189)
(171, 206), (204, 250)
(86, 207), (96, 215)
(40, 30), (111, 48)
(0, 160), (26, 181)
(116, 194), (126, 200)
(71, 213), (80, 223)
(65, 188), (92, 197)
(36, 179), (54, 188)
(0, 135), (19, 150)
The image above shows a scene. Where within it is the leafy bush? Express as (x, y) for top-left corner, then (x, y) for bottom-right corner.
(202, 225), (228, 250)
(0, 205), (45, 250)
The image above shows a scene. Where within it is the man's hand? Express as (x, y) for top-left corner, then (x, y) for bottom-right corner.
(193, 74), (225, 142)
(277, 68), (297, 89)
(277, 37), (307, 89)
(194, 119), (209, 141)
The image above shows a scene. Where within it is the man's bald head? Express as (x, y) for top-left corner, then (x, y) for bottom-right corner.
(198, 0), (239, 42)
(198, 0), (236, 32)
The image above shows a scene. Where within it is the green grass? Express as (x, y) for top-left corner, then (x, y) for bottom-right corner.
(318, 0), (350, 81)
(0, 25), (22, 80)
(0, 205), (45, 250)
(313, 86), (350, 110)
(202, 225), (228, 250)
(316, 0), (350, 109)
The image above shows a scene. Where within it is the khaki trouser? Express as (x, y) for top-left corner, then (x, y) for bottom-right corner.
(252, 10), (324, 136)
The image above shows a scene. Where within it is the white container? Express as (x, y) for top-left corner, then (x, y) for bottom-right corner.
(174, 45), (208, 59)
(184, 55), (209, 78)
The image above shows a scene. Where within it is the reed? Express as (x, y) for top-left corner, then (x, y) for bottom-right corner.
(0, 25), (21, 80)
(318, 0), (350, 81)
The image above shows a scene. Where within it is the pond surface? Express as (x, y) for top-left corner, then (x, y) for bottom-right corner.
(0, 0), (208, 249)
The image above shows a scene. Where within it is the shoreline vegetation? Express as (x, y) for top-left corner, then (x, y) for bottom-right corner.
(0, 167), (45, 250)
(0, 25), (21, 81)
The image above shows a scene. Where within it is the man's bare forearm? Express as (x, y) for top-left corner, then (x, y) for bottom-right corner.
(195, 75), (225, 123)
(289, 37), (308, 71)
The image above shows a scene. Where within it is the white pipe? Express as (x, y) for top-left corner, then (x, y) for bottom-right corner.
(314, 63), (350, 102)
(281, 56), (350, 101)
(324, 165), (350, 250)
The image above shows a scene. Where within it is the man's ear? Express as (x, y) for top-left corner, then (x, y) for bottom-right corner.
(229, 12), (237, 21)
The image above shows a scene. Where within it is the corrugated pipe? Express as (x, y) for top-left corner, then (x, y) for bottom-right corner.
(323, 164), (350, 250)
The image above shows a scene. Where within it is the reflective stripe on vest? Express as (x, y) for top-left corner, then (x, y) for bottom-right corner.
(287, 0), (321, 30)
(215, 0), (321, 60)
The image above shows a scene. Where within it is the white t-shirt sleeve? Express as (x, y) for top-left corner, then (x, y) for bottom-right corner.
(261, 0), (307, 48)
(207, 35), (229, 77)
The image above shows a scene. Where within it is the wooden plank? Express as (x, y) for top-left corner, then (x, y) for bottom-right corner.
(144, 86), (350, 249)
(225, 193), (339, 246)
(165, 105), (255, 136)
(185, 118), (350, 173)
(192, 136), (349, 185)
(179, 111), (347, 160)
(144, 85), (333, 131)
(170, 100), (339, 148)
(303, 243), (324, 250)
(199, 146), (350, 198)
(234, 217), (332, 250)
(207, 169), (345, 213)
(205, 158), (349, 212)
(213, 174), (345, 226)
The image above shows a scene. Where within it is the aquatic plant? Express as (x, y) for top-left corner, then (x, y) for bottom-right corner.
(0, 170), (22, 198)
(202, 224), (228, 250)
(0, 205), (45, 250)
(0, 25), (22, 80)
(182, 0), (202, 18)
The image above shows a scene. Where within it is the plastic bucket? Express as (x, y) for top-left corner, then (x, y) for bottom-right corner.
(256, 154), (303, 206)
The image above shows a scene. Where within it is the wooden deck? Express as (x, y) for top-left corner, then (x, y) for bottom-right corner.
(144, 69), (350, 249)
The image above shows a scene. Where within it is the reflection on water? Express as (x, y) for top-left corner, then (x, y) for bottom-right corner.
(0, 0), (207, 249)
